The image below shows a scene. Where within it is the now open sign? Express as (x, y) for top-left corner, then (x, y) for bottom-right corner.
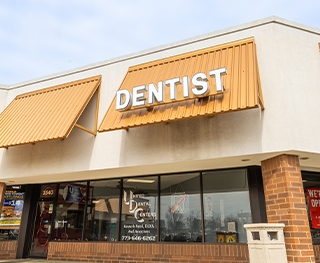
(307, 188), (320, 229)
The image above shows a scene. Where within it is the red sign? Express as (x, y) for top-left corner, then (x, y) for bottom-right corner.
(307, 188), (320, 229)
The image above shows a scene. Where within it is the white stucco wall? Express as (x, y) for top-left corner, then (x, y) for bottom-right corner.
(0, 88), (8, 111)
(1, 17), (320, 184)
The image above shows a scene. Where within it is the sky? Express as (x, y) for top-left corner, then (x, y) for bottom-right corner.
(1, 0), (320, 85)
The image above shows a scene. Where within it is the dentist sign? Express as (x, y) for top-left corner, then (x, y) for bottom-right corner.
(116, 67), (227, 111)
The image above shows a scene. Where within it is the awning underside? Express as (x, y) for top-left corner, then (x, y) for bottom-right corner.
(0, 76), (101, 148)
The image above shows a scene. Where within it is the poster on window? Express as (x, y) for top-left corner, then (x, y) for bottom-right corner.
(121, 189), (157, 242)
(61, 185), (86, 204)
(307, 188), (320, 229)
(0, 191), (25, 226)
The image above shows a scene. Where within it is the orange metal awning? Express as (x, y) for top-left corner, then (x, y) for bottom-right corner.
(0, 76), (101, 148)
(99, 38), (264, 132)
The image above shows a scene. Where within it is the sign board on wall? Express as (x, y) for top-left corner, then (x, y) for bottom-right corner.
(0, 191), (25, 226)
(115, 68), (227, 111)
(121, 190), (157, 242)
(40, 184), (57, 199)
(307, 188), (320, 229)
(99, 38), (264, 133)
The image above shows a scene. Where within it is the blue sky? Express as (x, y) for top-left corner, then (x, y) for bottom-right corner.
(1, 0), (319, 85)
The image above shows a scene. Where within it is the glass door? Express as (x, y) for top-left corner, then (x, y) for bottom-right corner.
(29, 200), (54, 258)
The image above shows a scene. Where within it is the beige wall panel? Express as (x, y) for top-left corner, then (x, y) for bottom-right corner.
(0, 17), (320, 184)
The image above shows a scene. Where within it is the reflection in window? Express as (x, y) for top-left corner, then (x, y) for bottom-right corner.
(85, 180), (120, 241)
(53, 182), (87, 241)
(121, 177), (158, 242)
(160, 173), (202, 242)
(202, 169), (251, 243)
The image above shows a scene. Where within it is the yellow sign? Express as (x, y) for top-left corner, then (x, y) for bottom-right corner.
(0, 220), (21, 225)
(227, 236), (236, 243)
(217, 235), (225, 243)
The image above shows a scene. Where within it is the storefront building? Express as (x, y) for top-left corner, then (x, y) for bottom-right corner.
(0, 16), (320, 263)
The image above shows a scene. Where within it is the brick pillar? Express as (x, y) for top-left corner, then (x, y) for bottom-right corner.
(261, 154), (315, 263)
(0, 183), (6, 212)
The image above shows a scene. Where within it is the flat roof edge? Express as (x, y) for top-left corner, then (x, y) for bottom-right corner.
(0, 85), (10, 90)
(4, 16), (320, 90)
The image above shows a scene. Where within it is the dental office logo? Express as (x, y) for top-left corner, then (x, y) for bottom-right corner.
(123, 190), (156, 223)
(116, 67), (227, 111)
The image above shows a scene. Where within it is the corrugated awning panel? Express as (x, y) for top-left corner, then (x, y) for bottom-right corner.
(99, 38), (263, 132)
(0, 76), (101, 148)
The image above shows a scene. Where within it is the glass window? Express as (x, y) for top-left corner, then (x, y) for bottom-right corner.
(202, 169), (251, 243)
(53, 182), (87, 241)
(85, 179), (120, 241)
(121, 176), (158, 242)
(160, 173), (202, 242)
(34, 168), (256, 244)
(0, 185), (26, 241)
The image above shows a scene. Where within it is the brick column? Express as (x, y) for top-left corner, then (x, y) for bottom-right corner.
(0, 183), (6, 212)
(261, 154), (315, 263)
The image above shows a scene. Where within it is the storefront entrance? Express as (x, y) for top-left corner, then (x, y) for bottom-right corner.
(29, 200), (54, 258)
(15, 167), (265, 260)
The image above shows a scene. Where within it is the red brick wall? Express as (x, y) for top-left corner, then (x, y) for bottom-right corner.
(261, 154), (315, 263)
(48, 242), (249, 263)
(0, 241), (17, 259)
